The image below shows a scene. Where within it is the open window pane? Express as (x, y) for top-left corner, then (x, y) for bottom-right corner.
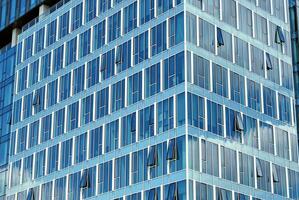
(275, 26), (285, 44)
(26, 188), (34, 200)
(115, 46), (122, 64)
(147, 146), (157, 167)
(166, 139), (177, 160)
(256, 159), (263, 177)
(217, 27), (224, 47)
(167, 183), (176, 200)
(235, 113), (244, 131)
(80, 169), (90, 188)
(265, 53), (273, 70)
(32, 92), (40, 106)
(272, 165), (279, 182)
(148, 188), (157, 200)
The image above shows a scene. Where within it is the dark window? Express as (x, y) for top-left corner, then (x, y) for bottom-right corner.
(166, 139), (177, 160)
(147, 146), (157, 167)
(275, 26), (285, 44)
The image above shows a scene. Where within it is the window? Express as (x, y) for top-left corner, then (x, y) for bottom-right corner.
(80, 169), (90, 189)
(85, 0), (96, 22)
(112, 80), (125, 112)
(265, 52), (273, 71)
(169, 12), (184, 47)
(263, 86), (277, 118)
(108, 11), (121, 42)
(221, 146), (237, 182)
(147, 146), (157, 167)
(134, 31), (149, 65)
(251, 45), (264, 77)
(145, 188), (160, 200)
(67, 102), (79, 131)
(151, 21), (167, 57)
(35, 28), (45, 53)
(47, 79), (58, 107)
(35, 150), (46, 178)
(290, 134), (298, 162)
(82, 167), (96, 198)
(61, 139), (73, 169)
(123, 2), (137, 34)
(26, 188), (34, 200)
(41, 114), (52, 143)
(73, 65), (85, 95)
(54, 108), (65, 137)
(279, 94), (291, 124)
(275, 128), (289, 159)
(230, 71), (245, 104)
(128, 72), (142, 105)
(47, 144), (59, 174)
(24, 35), (33, 60)
(100, 49), (115, 80)
(157, 0), (173, 15)
(275, 26), (286, 44)
(105, 120), (119, 153)
(217, 28), (232, 61)
(140, 0), (154, 25)
(222, 0), (236, 27)
(254, 14), (268, 44)
(202, 140), (219, 177)
(288, 169), (299, 199)
(59, 12), (69, 39)
(256, 158), (271, 192)
(71, 3), (83, 31)
(53, 45), (64, 73)
(225, 108), (242, 142)
(121, 112), (136, 147)
(207, 100), (223, 136)
(239, 152), (254, 187)
(157, 97), (174, 133)
(281, 61), (294, 90)
(46, 20), (57, 46)
(234, 37), (249, 69)
(247, 79), (261, 111)
(198, 18), (215, 53)
(116, 40), (132, 73)
(114, 155), (130, 190)
(99, 0), (111, 13)
(28, 121), (39, 148)
(23, 93), (32, 119)
(139, 105), (155, 140)
(41, 52), (51, 79)
(188, 93), (204, 129)
(41, 182), (52, 200)
(93, 20), (106, 50)
(202, 0), (220, 18)
(193, 54), (210, 90)
(167, 139), (177, 160)
(195, 182), (213, 199)
(96, 87), (109, 119)
(188, 136), (200, 172)
(79, 29), (91, 57)
(145, 63), (161, 97)
(186, 12), (197, 45)
(89, 127), (103, 159)
(11, 160), (21, 187)
(13, 99), (22, 124)
(66, 37), (77, 66)
(98, 161), (113, 194)
(273, 164), (287, 196)
(216, 187), (232, 200)
(212, 63), (228, 97)
(54, 177), (66, 200)
(163, 52), (184, 90)
(59, 72), (71, 101)
(176, 92), (186, 126)
(81, 94), (94, 125)
(244, 115), (258, 148)
(238, 4), (252, 36)
(87, 57), (99, 88)
(17, 126), (27, 153)
(68, 172), (80, 200)
(18, 66), (27, 92)
(132, 149), (148, 184)
(259, 122), (274, 154)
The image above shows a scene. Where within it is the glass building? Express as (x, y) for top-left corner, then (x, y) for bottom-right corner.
(6, 0), (299, 199)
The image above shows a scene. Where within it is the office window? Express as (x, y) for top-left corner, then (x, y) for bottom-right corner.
(139, 104), (155, 140)
(79, 29), (91, 58)
(54, 108), (65, 137)
(28, 120), (39, 148)
(281, 61), (294, 90)
(71, 3), (83, 31)
(98, 161), (113, 194)
(112, 80), (125, 112)
(41, 114), (52, 143)
(255, 14), (268, 44)
(18, 66), (27, 92)
(68, 172), (80, 200)
(145, 63), (161, 97)
(22, 155), (33, 183)
(163, 52), (184, 90)
(238, 4), (253, 36)
(216, 187), (232, 200)
(123, 2), (137, 34)
(28, 60), (39, 86)
(221, 146), (237, 182)
(59, 72), (71, 101)
(192, 54), (210, 90)
(87, 58), (99, 88)
(47, 144), (59, 174)
(164, 181), (186, 200)
(256, 158), (271, 192)
(121, 112), (136, 147)
(202, 0), (220, 18)
(41, 52), (51, 79)
(147, 145), (158, 167)
(275, 128), (289, 160)
(217, 28), (232, 61)
(234, 37), (249, 69)
(47, 79), (58, 107)
(35, 150), (46, 178)
(128, 72), (142, 105)
(186, 12), (197, 45)
(61, 139), (73, 169)
(157, 0), (173, 15)
(188, 135), (200, 172)
(66, 37), (77, 66)
(239, 152), (254, 187)
(24, 35), (33, 60)
(54, 177), (66, 200)
(75, 133), (87, 164)
(247, 79), (261, 111)
(157, 97), (174, 133)
(108, 11), (121, 42)
(116, 40), (132, 73)
(290, 134), (299, 162)
(41, 182), (52, 200)
(96, 87), (109, 119)
(82, 94), (93, 125)
(23, 93), (33, 119)
(67, 101), (79, 131)
(132, 149), (148, 184)
(105, 120), (119, 153)
(230, 72), (245, 104)
(82, 167), (96, 198)
(273, 0), (285, 20)
(279, 94), (291, 124)
(13, 99), (21, 124)
(212, 63), (228, 97)
(101, 49), (115, 80)
(11, 160), (21, 187)
(17, 126), (27, 153)
(93, 20), (106, 50)
(86, 0), (96, 22)
(99, 0), (111, 13)
(263, 86), (277, 118)
(260, 122), (274, 154)
(222, 0), (236, 27)
(169, 12), (184, 47)
(198, 18), (215, 53)
(258, 0), (271, 13)
(151, 21), (167, 57)
(251, 45), (264, 77)
(274, 165), (287, 196)
(194, 182), (213, 199)
(169, 136), (185, 172)
(148, 142), (167, 179)
(89, 127), (103, 159)
(140, 0), (154, 25)
(53, 45), (64, 73)
(266, 54), (279, 84)
(288, 169), (299, 199)
(188, 93), (204, 129)
(243, 115), (258, 148)
(35, 28), (45, 53)
(134, 31), (149, 65)
(46, 20), (57, 46)
(114, 155), (130, 190)
(202, 140), (219, 177)
(59, 12), (69, 39)
(73, 65), (85, 95)
(207, 100), (224, 136)
(225, 108), (243, 143)
(144, 187), (161, 200)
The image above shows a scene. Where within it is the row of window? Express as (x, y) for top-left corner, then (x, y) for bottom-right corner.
(186, 12), (293, 90)
(188, 136), (299, 198)
(10, 136), (185, 191)
(17, 0), (183, 65)
(16, 12), (184, 94)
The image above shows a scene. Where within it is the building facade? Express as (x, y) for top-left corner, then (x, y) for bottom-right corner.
(6, 0), (299, 200)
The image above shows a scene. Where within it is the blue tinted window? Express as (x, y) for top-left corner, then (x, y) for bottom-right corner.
(123, 2), (137, 34)
(79, 29), (91, 57)
(41, 114), (52, 143)
(46, 20), (57, 46)
(145, 63), (161, 97)
(29, 120), (39, 148)
(67, 101), (79, 131)
(132, 149), (147, 184)
(221, 146), (237, 182)
(87, 57), (99, 87)
(101, 49), (115, 80)
(98, 161), (113, 194)
(17, 126), (27, 153)
(66, 37), (77, 66)
(54, 108), (65, 137)
(105, 120), (119, 153)
(73, 65), (85, 95)
(112, 80), (125, 112)
(61, 139), (73, 169)
(81, 94), (94, 125)
(96, 87), (109, 119)
(23, 155), (33, 183)
(54, 177), (66, 200)
(212, 63), (228, 97)
(230, 71), (245, 104)
(157, 97), (174, 133)
(47, 144), (59, 174)
(24, 35), (33, 60)
(59, 72), (71, 101)
(71, 3), (83, 31)
(243, 115), (258, 148)
(225, 108), (242, 143)
(59, 12), (69, 39)
(47, 79), (58, 107)
(108, 11), (121, 42)
(121, 112), (136, 147)
(68, 172), (80, 200)
(53, 45), (64, 73)
(75, 133), (87, 163)
(279, 94), (291, 124)
(151, 21), (167, 57)
(35, 150), (46, 178)
(114, 155), (130, 189)
(207, 100), (223, 136)
(89, 127), (103, 158)
(259, 122), (274, 154)
(128, 72), (142, 105)
(116, 40), (132, 73)
(134, 31), (148, 65)
(86, 0), (97, 22)
(93, 20), (106, 50)
(247, 79), (261, 111)
(193, 54), (210, 90)
(41, 52), (51, 79)
(41, 182), (52, 200)
(139, 105), (155, 140)
(188, 93), (204, 129)
(239, 152), (254, 187)
(263, 86), (277, 118)
(169, 12), (184, 47)
(140, 0), (154, 25)
(29, 60), (39, 86)
(35, 28), (45, 53)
